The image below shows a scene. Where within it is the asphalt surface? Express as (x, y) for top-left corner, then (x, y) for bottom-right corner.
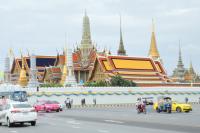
(0, 105), (200, 133)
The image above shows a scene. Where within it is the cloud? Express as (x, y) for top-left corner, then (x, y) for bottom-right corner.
(0, 0), (200, 75)
(164, 8), (199, 16)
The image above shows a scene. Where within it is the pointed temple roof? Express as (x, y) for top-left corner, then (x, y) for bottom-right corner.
(148, 19), (160, 60)
(189, 61), (195, 75)
(80, 10), (92, 49)
(171, 43), (186, 82)
(117, 16), (126, 56)
(177, 43), (184, 68)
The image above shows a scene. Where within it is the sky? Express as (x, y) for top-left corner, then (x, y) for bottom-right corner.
(0, 0), (200, 75)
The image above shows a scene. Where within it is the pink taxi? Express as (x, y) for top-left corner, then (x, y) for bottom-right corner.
(34, 100), (60, 113)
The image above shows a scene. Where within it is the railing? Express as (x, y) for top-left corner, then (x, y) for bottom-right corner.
(26, 86), (200, 93)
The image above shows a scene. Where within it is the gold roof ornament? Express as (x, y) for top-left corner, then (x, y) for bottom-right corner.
(60, 46), (67, 85)
(148, 19), (160, 60)
(18, 51), (28, 87)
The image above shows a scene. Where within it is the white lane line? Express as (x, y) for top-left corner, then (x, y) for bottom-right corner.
(10, 131), (18, 133)
(97, 129), (110, 133)
(71, 126), (80, 129)
(67, 120), (81, 125)
(47, 123), (57, 126)
(104, 119), (124, 124)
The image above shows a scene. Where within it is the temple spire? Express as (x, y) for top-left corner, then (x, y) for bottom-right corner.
(189, 60), (195, 75)
(117, 15), (126, 56)
(80, 10), (92, 48)
(148, 19), (160, 60)
(177, 41), (184, 68)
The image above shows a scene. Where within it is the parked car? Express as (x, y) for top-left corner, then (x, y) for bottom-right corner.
(34, 100), (60, 112)
(153, 96), (192, 113)
(0, 102), (37, 127)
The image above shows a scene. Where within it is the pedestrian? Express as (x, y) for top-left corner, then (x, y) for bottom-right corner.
(198, 97), (200, 104)
(65, 98), (70, 109)
(93, 98), (96, 106)
(81, 99), (84, 107)
(185, 97), (189, 104)
(37, 86), (39, 92)
(83, 98), (86, 106)
(70, 99), (73, 109)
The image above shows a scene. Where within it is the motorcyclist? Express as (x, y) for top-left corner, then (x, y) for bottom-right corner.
(135, 98), (142, 108)
(136, 98), (146, 113)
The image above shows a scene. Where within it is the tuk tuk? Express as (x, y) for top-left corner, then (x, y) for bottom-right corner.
(156, 96), (172, 113)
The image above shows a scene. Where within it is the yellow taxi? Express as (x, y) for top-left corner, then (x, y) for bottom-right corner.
(153, 100), (192, 113)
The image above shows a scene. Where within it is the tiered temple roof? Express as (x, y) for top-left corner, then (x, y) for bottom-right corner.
(89, 54), (170, 84)
(11, 55), (57, 83)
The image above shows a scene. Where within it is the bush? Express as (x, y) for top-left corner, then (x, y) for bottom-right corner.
(40, 83), (63, 88)
(110, 75), (137, 87)
(85, 75), (136, 87)
(84, 80), (108, 87)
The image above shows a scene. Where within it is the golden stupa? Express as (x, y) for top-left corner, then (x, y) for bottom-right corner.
(18, 54), (28, 87)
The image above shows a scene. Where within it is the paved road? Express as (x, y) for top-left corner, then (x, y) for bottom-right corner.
(0, 105), (200, 133)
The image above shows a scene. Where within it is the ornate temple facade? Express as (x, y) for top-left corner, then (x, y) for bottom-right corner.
(73, 11), (97, 83)
(9, 11), (97, 86)
(10, 55), (58, 85)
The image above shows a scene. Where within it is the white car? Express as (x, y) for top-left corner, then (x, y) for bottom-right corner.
(0, 102), (37, 127)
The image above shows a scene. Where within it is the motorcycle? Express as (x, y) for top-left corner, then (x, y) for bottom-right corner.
(136, 104), (146, 114)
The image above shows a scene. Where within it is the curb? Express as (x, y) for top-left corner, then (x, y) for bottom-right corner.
(68, 102), (200, 109)
(71, 103), (136, 109)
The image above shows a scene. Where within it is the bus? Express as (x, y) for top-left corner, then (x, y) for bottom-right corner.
(0, 91), (28, 102)
(0, 84), (28, 103)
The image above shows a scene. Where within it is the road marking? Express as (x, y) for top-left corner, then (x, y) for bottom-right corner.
(71, 126), (80, 129)
(67, 120), (81, 125)
(10, 131), (17, 133)
(104, 119), (124, 124)
(47, 123), (57, 126)
(97, 129), (110, 133)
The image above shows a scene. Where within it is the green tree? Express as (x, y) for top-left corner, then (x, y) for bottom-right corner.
(110, 75), (137, 87)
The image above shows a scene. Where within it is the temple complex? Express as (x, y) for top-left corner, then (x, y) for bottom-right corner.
(5, 12), (200, 87)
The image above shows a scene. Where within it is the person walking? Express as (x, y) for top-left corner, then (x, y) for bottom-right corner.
(185, 97), (189, 104)
(65, 98), (70, 109)
(70, 99), (73, 109)
(83, 98), (86, 106)
(93, 98), (96, 107)
(198, 97), (200, 104)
